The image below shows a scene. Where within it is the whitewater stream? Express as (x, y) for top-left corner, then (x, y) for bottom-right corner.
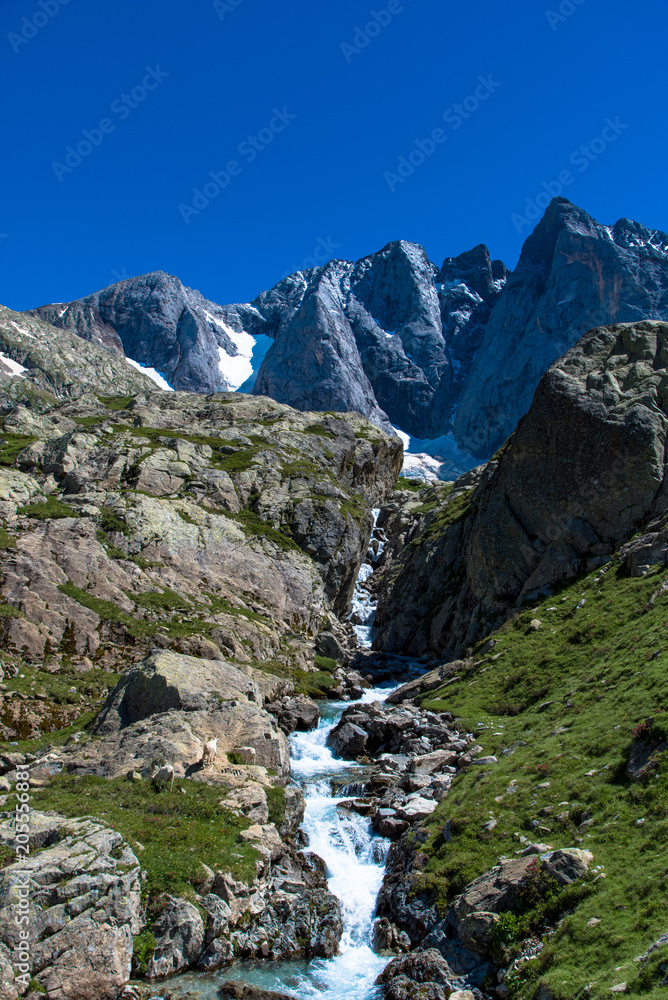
(169, 513), (406, 999)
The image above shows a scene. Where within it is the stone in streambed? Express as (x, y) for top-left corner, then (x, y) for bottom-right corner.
(326, 721), (368, 758)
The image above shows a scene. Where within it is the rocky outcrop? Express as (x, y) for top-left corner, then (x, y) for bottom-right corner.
(0, 304), (158, 410)
(0, 811), (144, 1000)
(147, 896), (204, 979)
(376, 319), (668, 658)
(0, 390), (401, 741)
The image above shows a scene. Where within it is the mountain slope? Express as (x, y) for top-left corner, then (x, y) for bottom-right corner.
(0, 304), (159, 405)
(28, 201), (668, 467)
(454, 199), (668, 457)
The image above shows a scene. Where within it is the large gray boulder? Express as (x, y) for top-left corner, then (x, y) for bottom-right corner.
(94, 649), (262, 732)
(146, 896), (205, 979)
(0, 812), (143, 1000)
(376, 319), (668, 657)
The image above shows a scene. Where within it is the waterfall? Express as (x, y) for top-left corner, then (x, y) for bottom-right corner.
(166, 515), (400, 1000)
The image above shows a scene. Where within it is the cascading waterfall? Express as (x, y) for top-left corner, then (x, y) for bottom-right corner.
(169, 513), (400, 1000)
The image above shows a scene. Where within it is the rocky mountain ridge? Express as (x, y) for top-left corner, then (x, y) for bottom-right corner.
(28, 199), (668, 464)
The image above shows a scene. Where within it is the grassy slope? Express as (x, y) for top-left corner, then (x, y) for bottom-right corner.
(29, 774), (259, 911)
(417, 560), (668, 999)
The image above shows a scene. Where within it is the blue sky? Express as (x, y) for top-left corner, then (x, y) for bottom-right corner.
(1, 0), (666, 311)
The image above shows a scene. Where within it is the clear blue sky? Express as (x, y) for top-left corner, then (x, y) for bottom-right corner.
(1, 0), (666, 311)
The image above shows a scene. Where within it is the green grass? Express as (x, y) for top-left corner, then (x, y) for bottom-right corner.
(415, 561), (668, 999)
(395, 477), (425, 493)
(0, 601), (23, 619)
(0, 527), (17, 549)
(19, 495), (79, 520)
(131, 588), (192, 612)
(304, 423), (337, 439)
(96, 394), (136, 411)
(266, 785), (286, 827)
(257, 655), (339, 698)
(99, 507), (129, 535)
(0, 433), (36, 466)
(221, 508), (302, 553)
(58, 581), (156, 638)
(29, 774), (259, 907)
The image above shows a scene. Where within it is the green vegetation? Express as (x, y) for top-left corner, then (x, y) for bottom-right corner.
(58, 581), (155, 638)
(99, 507), (129, 535)
(0, 527), (16, 549)
(0, 433), (36, 467)
(0, 601), (23, 619)
(72, 414), (107, 428)
(315, 654), (338, 671)
(131, 929), (156, 976)
(30, 774), (259, 907)
(131, 588), (191, 612)
(258, 654), (339, 699)
(18, 495), (79, 520)
(222, 507), (302, 554)
(266, 785), (286, 827)
(395, 476), (425, 493)
(96, 394), (136, 411)
(416, 561), (668, 999)
(304, 423), (337, 439)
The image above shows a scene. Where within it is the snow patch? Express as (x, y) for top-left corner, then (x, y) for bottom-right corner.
(392, 425), (479, 483)
(0, 353), (27, 379)
(204, 311), (273, 392)
(126, 358), (174, 391)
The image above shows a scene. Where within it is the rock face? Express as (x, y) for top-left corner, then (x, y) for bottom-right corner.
(0, 390), (400, 741)
(455, 199), (668, 456)
(29, 201), (668, 462)
(376, 319), (668, 657)
(147, 896), (205, 979)
(31, 271), (261, 394)
(0, 811), (144, 1000)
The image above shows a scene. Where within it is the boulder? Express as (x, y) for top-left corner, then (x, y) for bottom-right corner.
(385, 979), (451, 1000)
(94, 650), (262, 734)
(315, 630), (346, 660)
(541, 848), (593, 886)
(0, 812), (143, 1000)
(146, 896), (205, 979)
(396, 797), (437, 822)
(457, 911), (500, 956)
(453, 857), (536, 919)
(410, 750), (458, 775)
(269, 695), (321, 735)
(626, 739), (667, 782)
(373, 917), (411, 953)
(219, 984), (295, 1000)
(378, 816), (410, 841)
(377, 949), (457, 992)
(326, 722), (368, 759)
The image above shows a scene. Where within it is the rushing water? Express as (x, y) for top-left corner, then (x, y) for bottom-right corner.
(164, 513), (402, 1000)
